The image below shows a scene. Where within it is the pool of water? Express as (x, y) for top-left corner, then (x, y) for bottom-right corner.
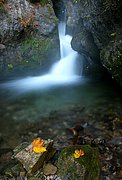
(0, 77), (122, 141)
(0, 77), (122, 148)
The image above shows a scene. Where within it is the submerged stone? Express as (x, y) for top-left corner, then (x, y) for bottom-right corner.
(56, 145), (100, 180)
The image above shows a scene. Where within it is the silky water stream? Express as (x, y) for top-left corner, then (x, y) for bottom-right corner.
(0, 22), (122, 151)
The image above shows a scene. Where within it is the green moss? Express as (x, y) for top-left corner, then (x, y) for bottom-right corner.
(56, 145), (100, 180)
(110, 32), (116, 42)
(20, 37), (54, 64)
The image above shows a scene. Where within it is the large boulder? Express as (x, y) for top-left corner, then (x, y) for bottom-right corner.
(56, 145), (100, 180)
(65, 0), (122, 86)
(101, 31), (122, 87)
(0, 0), (59, 79)
(71, 28), (100, 64)
(0, 0), (57, 41)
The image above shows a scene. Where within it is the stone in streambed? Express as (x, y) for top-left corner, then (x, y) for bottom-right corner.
(56, 145), (100, 180)
(14, 139), (54, 174)
(43, 163), (57, 176)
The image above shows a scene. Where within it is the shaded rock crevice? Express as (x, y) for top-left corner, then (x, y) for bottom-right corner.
(65, 0), (122, 86)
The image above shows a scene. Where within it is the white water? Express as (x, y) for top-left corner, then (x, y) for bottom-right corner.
(2, 22), (82, 93)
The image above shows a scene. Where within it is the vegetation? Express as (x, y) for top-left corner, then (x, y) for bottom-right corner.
(57, 145), (100, 180)
(18, 14), (39, 31)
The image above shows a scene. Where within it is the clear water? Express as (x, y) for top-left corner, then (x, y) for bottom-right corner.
(0, 22), (121, 149)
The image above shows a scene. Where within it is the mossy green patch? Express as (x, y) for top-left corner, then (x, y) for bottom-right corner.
(20, 36), (54, 65)
(56, 145), (100, 180)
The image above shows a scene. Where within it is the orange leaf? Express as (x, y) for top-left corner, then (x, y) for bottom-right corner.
(32, 138), (44, 148)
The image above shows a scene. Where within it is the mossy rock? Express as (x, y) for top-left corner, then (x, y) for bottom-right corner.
(56, 145), (100, 180)
(100, 33), (122, 87)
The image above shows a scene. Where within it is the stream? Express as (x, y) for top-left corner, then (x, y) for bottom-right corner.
(0, 21), (122, 147)
(0, 22), (122, 179)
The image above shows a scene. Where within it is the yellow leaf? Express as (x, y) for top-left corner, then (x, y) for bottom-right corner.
(74, 150), (81, 158)
(74, 152), (81, 158)
(74, 149), (85, 158)
(33, 146), (47, 153)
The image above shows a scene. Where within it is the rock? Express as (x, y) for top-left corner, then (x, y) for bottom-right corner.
(71, 27), (100, 63)
(14, 139), (54, 174)
(43, 163), (57, 176)
(0, 0), (57, 42)
(71, 24), (107, 79)
(0, 44), (5, 50)
(0, 0), (59, 79)
(65, 0), (122, 86)
(0, 148), (13, 174)
(110, 137), (122, 145)
(56, 145), (100, 180)
(100, 33), (122, 87)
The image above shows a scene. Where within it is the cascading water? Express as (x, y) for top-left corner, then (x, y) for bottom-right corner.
(2, 22), (82, 93)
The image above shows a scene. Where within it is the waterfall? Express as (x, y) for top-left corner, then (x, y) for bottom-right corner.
(2, 22), (81, 93)
(50, 21), (78, 76)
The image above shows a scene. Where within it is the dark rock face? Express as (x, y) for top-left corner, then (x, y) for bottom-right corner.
(65, 0), (122, 86)
(0, 0), (57, 40)
(101, 31), (122, 87)
(0, 0), (59, 79)
(71, 27), (100, 64)
(52, 0), (66, 21)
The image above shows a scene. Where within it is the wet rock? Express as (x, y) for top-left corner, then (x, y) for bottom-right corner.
(44, 174), (61, 180)
(10, 163), (25, 177)
(56, 145), (100, 180)
(71, 28), (100, 63)
(0, 44), (5, 50)
(0, 0), (57, 42)
(110, 137), (122, 145)
(14, 139), (54, 174)
(0, 149), (13, 174)
(65, 0), (122, 86)
(101, 33), (122, 87)
(43, 163), (57, 176)
(0, 0), (59, 79)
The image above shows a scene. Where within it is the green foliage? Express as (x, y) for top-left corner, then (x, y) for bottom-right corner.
(110, 32), (116, 42)
(39, 0), (48, 6)
(20, 36), (53, 66)
(117, 50), (122, 58)
(7, 63), (14, 69)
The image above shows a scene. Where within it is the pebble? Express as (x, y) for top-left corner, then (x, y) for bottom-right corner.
(44, 175), (61, 180)
(43, 163), (57, 176)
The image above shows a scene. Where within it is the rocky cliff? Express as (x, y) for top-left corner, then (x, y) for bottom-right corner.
(65, 0), (122, 86)
(0, 0), (59, 79)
